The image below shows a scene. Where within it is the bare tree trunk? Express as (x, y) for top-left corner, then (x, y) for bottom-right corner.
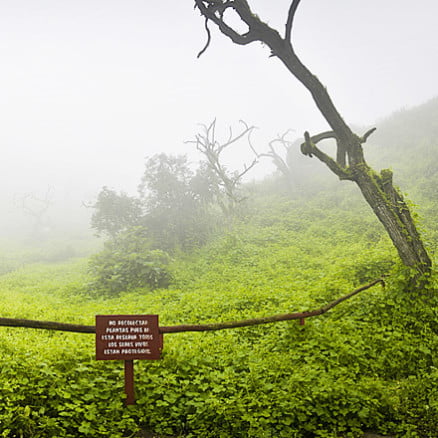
(251, 131), (297, 193)
(193, 0), (432, 276)
(302, 130), (431, 275)
(188, 120), (258, 218)
(354, 166), (431, 274)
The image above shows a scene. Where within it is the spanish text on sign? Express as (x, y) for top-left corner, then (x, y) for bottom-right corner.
(95, 315), (161, 361)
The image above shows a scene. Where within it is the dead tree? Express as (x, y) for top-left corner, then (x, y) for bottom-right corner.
(193, 0), (432, 278)
(251, 130), (296, 191)
(188, 119), (258, 216)
(19, 187), (54, 240)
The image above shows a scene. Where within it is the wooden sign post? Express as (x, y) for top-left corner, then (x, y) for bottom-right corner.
(124, 360), (135, 405)
(95, 315), (162, 405)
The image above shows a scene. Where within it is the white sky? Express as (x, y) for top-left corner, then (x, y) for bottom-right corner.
(1, 0), (437, 203)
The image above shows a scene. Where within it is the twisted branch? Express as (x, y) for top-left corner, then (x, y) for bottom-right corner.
(301, 131), (353, 180)
(0, 278), (384, 334)
(187, 119), (257, 207)
(197, 17), (212, 58)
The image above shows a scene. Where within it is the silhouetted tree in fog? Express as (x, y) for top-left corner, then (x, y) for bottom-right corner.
(189, 120), (258, 217)
(139, 153), (219, 250)
(90, 187), (142, 238)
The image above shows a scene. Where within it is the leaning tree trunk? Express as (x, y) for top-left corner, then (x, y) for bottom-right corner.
(351, 154), (431, 275)
(301, 128), (431, 275)
(194, 0), (432, 277)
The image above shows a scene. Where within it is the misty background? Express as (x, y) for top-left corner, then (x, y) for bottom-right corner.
(1, 0), (437, 239)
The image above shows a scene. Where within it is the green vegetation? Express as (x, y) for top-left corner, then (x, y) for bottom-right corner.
(1, 100), (438, 437)
(88, 228), (172, 295)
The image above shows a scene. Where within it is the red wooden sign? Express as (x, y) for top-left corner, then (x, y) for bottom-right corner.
(95, 315), (162, 361)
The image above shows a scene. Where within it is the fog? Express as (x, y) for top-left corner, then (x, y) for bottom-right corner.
(1, 0), (437, 238)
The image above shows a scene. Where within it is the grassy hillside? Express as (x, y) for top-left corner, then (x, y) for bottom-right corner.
(1, 205), (437, 437)
(1, 99), (438, 437)
(366, 97), (438, 251)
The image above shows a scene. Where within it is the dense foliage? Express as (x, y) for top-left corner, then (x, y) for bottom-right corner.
(91, 154), (223, 254)
(88, 228), (171, 295)
(1, 99), (438, 437)
(90, 187), (143, 239)
(88, 154), (227, 294)
(0, 217), (437, 437)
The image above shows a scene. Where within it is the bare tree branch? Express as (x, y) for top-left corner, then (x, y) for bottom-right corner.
(301, 131), (353, 180)
(161, 277), (384, 333)
(233, 156), (258, 181)
(197, 17), (212, 58)
(194, 0), (259, 51)
(360, 127), (377, 143)
(193, 0), (432, 275)
(221, 120), (254, 149)
(251, 130), (296, 187)
(0, 278), (384, 334)
(187, 119), (258, 215)
(18, 187), (54, 238)
(285, 0), (302, 43)
(0, 318), (95, 333)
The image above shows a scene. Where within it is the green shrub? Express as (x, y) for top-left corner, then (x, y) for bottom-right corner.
(88, 228), (171, 295)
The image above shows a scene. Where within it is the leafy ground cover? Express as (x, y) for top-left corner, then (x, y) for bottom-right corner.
(1, 193), (437, 437)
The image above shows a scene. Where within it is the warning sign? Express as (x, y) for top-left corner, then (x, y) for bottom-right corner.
(95, 315), (162, 361)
